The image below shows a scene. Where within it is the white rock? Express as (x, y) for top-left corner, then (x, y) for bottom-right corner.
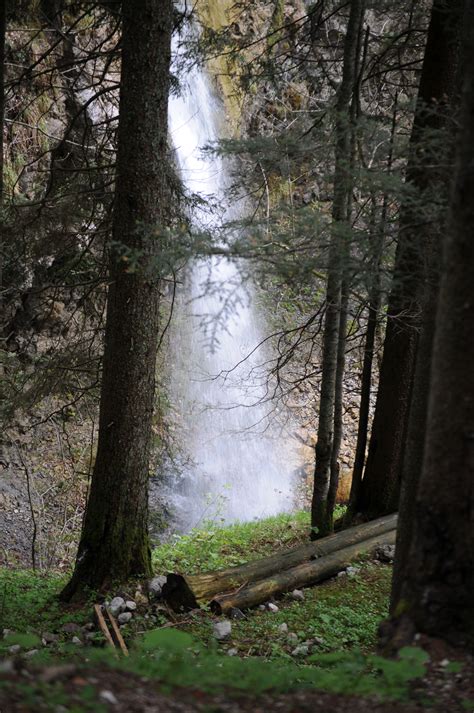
(25, 649), (39, 658)
(148, 576), (167, 599)
(100, 690), (118, 705)
(289, 589), (305, 602)
(337, 571), (347, 578)
(287, 632), (298, 644)
(109, 597), (126, 616)
(9, 644), (21, 654)
(291, 644), (309, 657)
(213, 620), (232, 641)
(118, 612), (132, 625)
(72, 636), (82, 646)
(227, 648), (238, 656)
(278, 623), (289, 634)
(346, 566), (360, 578)
(125, 600), (137, 611)
(267, 603), (279, 613)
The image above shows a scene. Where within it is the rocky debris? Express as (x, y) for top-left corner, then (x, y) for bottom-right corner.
(227, 648), (238, 656)
(125, 600), (137, 612)
(41, 632), (59, 645)
(61, 622), (82, 634)
(71, 636), (82, 646)
(289, 589), (305, 602)
(99, 690), (118, 705)
(109, 597), (126, 616)
(117, 612), (132, 625)
(345, 566), (360, 578)
(267, 603), (279, 613)
(24, 649), (39, 658)
(213, 620), (232, 641)
(228, 607), (246, 620)
(375, 544), (396, 563)
(148, 576), (167, 600)
(287, 632), (299, 644)
(278, 623), (289, 634)
(8, 644), (21, 655)
(291, 644), (310, 657)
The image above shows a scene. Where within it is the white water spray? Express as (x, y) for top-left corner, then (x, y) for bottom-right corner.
(158, 18), (299, 531)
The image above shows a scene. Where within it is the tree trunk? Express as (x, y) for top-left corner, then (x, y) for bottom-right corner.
(358, 0), (463, 518)
(311, 0), (365, 537)
(210, 530), (396, 615)
(61, 0), (173, 599)
(390, 0), (463, 607)
(0, 0), (5, 301)
(390, 1), (474, 649)
(163, 514), (397, 611)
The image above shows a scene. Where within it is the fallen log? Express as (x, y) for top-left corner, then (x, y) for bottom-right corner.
(210, 529), (396, 615)
(162, 513), (397, 611)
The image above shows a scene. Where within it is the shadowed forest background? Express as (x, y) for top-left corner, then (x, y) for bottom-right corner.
(0, 0), (473, 711)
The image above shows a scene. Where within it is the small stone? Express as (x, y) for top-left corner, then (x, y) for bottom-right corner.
(227, 648), (238, 656)
(42, 632), (59, 644)
(148, 576), (167, 600)
(134, 590), (148, 606)
(289, 589), (305, 602)
(109, 597), (126, 616)
(278, 623), (289, 634)
(313, 637), (325, 646)
(213, 620), (232, 641)
(9, 644), (21, 654)
(24, 649), (39, 658)
(291, 644), (309, 657)
(82, 623), (95, 632)
(337, 571), (347, 578)
(374, 544), (396, 563)
(118, 612), (132, 625)
(287, 632), (298, 644)
(346, 566), (360, 578)
(125, 600), (137, 611)
(440, 658), (450, 668)
(71, 636), (82, 646)
(2, 628), (12, 638)
(228, 607), (245, 620)
(0, 659), (15, 674)
(100, 690), (118, 705)
(267, 603), (279, 613)
(61, 622), (82, 634)
(258, 605), (266, 611)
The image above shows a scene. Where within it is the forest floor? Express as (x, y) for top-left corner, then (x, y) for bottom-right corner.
(1, 513), (473, 712)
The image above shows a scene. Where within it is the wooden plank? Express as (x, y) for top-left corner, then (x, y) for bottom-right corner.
(105, 607), (129, 657)
(93, 603), (116, 650)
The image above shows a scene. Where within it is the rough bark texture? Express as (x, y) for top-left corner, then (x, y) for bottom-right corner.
(210, 530), (396, 615)
(390, 0), (463, 607)
(311, 0), (365, 537)
(359, 0), (462, 518)
(390, 1), (474, 649)
(61, 0), (173, 598)
(0, 0), (5, 297)
(163, 514), (397, 611)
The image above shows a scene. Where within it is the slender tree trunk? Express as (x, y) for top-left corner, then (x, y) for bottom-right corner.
(312, 0), (365, 536)
(389, 2), (474, 648)
(61, 0), (173, 599)
(390, 0), (464, 608)
(0, 0), (5, 302)
(358, 0), (462, 518)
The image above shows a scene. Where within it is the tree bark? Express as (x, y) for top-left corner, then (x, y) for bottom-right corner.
(390, 0), (463, 607)
(163, 514), (397, 611)
(61, 0), (173, 599)
(358, 0), (463, 518)
(0, 0), (5, 301)
(311, 0), (365, 537)
(210, 530), (396, 615)
(390, 0), (474, 649)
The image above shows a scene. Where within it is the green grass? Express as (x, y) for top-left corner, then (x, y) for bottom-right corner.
(0, 570), (92, 642)
(152, 510), (311, 573)
(152, 506), (346, 574)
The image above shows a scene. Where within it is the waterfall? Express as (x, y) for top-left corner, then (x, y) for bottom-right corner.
(154, 17), (299, 532)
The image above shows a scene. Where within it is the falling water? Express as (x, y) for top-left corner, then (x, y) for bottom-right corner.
(155, 17), (299, 532)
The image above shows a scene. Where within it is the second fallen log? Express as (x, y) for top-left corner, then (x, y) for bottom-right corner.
(210, 529), (396, 615)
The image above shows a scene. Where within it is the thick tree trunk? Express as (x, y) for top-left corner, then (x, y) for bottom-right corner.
(390, 2), (474, 649)
(163, 514), (397, 611)
(358, 0), (463, 518)
(390, 0), (463, 607)
(61, 0), (173, 599)
(311, 0), (365, 537)
(0, 0), (5, 300)
(210, 530), (396, 615)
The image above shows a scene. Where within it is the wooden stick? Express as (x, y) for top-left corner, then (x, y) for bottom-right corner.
(105, 608), (129, 657)
(94, 604), (116, 650)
